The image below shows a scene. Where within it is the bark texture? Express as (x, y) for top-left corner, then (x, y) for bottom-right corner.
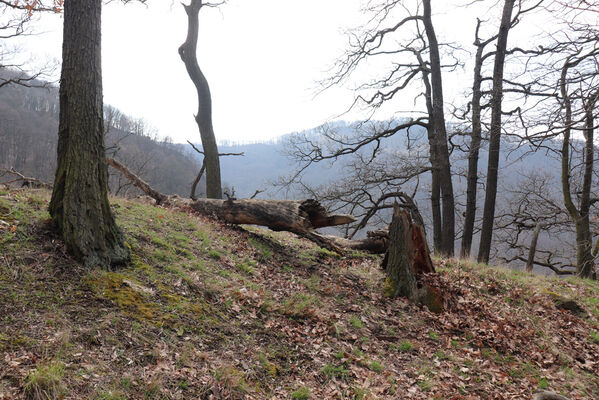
(422, 0), (455, 256)
(179, 0), (222, 199)
(48, 0), (129, 268)
(420, 57), (442, 253)
(532, 391), (571, 400)
(478, 0), (516, 264)
(384, 204), (442, 312)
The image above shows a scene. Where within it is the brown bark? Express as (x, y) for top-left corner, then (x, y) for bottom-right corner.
(532, 391), (571, 400)
(478, 0), (516, 264)
(422, 0), (455, 256)
(384, 204), (441, 312)
(324, 230), (389, 254)
(190, 160), (206, 200)
(48, 0), (129, 268)
(107, 158), (168, 204)
(179, 0), (222, 199)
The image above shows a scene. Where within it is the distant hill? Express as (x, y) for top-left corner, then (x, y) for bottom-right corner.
(0, 69), (200, 197)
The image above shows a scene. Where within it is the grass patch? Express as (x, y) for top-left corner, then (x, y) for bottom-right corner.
(322, 363), (350, 381)
(349, 315), (365, 329)
(398, 341), (415, 352)
(24, 360), (65, 400)
(291, 386), (310, 400)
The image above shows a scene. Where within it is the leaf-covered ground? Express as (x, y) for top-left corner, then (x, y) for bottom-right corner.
(1, 188), (598, 400)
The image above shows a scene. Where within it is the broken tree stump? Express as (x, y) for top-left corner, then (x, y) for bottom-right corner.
(383, 203), (442, 313)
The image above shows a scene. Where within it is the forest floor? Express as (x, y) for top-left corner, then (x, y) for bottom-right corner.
(1, 188), (598, 400)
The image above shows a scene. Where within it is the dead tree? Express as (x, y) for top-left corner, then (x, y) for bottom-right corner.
(0, 2), (56, 89)
(0, 168), (51, 188)
(493, 171), (577, 275)
(383, 203), (442, 313)
(283, 0), (460, 255)
(106, 157), (380, 254)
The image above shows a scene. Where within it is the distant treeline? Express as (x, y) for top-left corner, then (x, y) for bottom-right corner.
(0, 69), (201, 197)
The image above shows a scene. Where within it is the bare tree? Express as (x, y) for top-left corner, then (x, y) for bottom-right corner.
(459, 0), (544, 258)
(477, 0), (517, 264)
(493, 170), (577, 275)
(178, 0), (223, 199)
(0, 1), (57, 89)
(284, 0), (459, 254)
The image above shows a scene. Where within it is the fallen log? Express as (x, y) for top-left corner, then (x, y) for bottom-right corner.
(322, 230), (389, 254)
(107, 158), (359, 252)
(0, 168), (51, 189)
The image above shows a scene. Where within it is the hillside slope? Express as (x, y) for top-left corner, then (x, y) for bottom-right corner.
(0, 188), (598, 400)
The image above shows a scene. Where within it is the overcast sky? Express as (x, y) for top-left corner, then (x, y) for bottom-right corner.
(17, 0), (551, 144)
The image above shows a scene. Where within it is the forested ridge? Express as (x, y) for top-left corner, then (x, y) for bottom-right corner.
(0, 71), (199, 197)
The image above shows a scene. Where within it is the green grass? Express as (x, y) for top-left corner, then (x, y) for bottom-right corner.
(349, 315), (364, 329)
(369, 360), (383, 372)
(24, 360), (65, 400)
(322, 363), (350, 380)
(398, 341), (414, 352)
(291, 386), (310, 400)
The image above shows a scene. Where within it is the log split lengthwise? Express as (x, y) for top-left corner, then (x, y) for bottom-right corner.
(107, 158), (391, 253)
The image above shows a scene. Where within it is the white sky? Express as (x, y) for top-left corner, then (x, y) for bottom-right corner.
(14, 0), (553, 144)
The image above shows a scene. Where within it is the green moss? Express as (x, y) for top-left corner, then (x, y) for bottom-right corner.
(84, 272), (160, 322)
(208, 250), (222, 260)
(282, 292), (319, 318)
(369, 360), (383, 372)
(383, 277), (397, 297)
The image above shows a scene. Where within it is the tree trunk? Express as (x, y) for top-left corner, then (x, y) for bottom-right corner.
(526, 222), (542, 273)
(461, 25), (485, 258)
(422, 0), (455, 256)
(559, 58), (597, 279)
(48, 0), (129, 268)
(576, 94), (597, 278)
(477, 0), (516, 264)
(420, 58), (442, 254)
(384, 204), (442, 312)
(179, 0), (222, 199)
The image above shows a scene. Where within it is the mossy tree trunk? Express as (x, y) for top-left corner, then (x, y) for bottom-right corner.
(49, 0), (129, 268)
